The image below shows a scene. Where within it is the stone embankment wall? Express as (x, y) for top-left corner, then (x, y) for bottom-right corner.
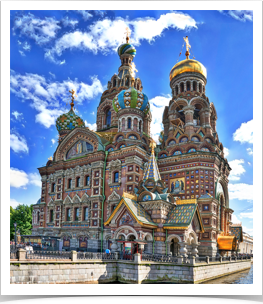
(10, 259), (251, 284)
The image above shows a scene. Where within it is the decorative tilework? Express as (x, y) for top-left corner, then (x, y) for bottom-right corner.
(165, 204), (196, 226)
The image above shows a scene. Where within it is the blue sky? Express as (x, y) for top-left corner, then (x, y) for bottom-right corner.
(9, 10), (253, 235)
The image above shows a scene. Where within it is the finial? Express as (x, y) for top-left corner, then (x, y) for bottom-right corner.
(69, 89), (77, 111)
(124, 26), (131, 43)
(183, 36), (191, 60)
(149, 137), (156, 154)
(48, 156), (53, 161)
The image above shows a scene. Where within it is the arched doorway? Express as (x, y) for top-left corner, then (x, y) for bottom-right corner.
(170, 238), (180, 256)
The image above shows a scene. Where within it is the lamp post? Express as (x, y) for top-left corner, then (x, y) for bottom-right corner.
(14, 222), (17, 249)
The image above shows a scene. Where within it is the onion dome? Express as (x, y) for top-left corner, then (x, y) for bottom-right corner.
(117, 43), (136, 58)
(170, 59), (207, 82)
(56, 109), (85, 131)
(112, 87), (150, 115)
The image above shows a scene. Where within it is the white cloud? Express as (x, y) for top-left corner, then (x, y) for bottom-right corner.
(12, 111), (23, 120)
(247, 148), (253, 155)
(10, 131), (29, 153)
(49, 72), (56, 79)
(10, 70), (103, 128)
(10, 167), (41, 188)
(242, 226), (253, 236)
(91, 111), (95, 115)
(19, 50), (25, 56)
(22, 41), (31, 51)
(61, 16), (78, 28)
(233, 120), (253, 144)
(13, 12), (61, 45)
(228, 159), (245, 181)
(218, 10), (253, 22)
(51, 138), (56, 145)
(10, 167), (29, 188)
(248, 162), (251, 166)
(240, 212), (253, 219)
(85, 121), (97, 131)
(46, 12), (197, 63)
(149, 95), (171, 143)
(224, 147), (229, 157)
(28, 173), (42, 187)
(76, 10), (93, 21)
(228, 183), (253, 201)
(10, 198), (22, 208)
(231, 214), (241, 224)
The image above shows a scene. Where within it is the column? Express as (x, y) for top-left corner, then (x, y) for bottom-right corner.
(183, 105), (195, 137)
(191, 243), (199, 257)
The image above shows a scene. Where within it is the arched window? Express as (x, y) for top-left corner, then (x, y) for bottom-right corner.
(106, 109), (111, 127)
(187, 81), (191, 91)
(68, 179), (72, 189)
(85, 175), (90, 186)
(160, 153), (167, 158)
(180, 82), (184, 92)
(139, 121), (142, 132)
(107, 147), (114, 152)
(37, 212), (40, 223)
(117, 135), (124, 141)
(76, 177), (80, 188)
(125, 77), (129, 87)
(113, 78), (116, 87)
(128, 135), (137, 140)
(199, 83), (202, 93)
(83, 207), (89, 221)
(75, 208), (79, 221)
(114, 172), (119, 183)
(66, 208), (71, 221)
(193, 81), (197, 91)
(119, 145), (126, 149)
(128, 118), (131, 129)
(168, 140), (176, 146)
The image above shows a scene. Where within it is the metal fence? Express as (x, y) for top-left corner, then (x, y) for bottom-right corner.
(77, 252), (115, 260)
(10, 250), (18, 260)
(26, 250), (71, 260)
(195, 256), (207, 263)
(141, 254), (179, 263)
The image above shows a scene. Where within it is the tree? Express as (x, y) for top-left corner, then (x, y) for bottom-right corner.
(10, 204), (33, 241)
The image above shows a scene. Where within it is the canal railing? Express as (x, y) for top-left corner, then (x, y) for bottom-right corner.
(10, 248), (252, 265)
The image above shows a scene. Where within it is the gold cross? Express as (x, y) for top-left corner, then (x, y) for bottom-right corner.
(48, 156), (53, 161)
(124, 27), (131, 43)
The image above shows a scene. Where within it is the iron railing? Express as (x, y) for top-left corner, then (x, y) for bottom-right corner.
(26, 250), (71, 260)
(141, 254), (179, 263)
(77, 252), (115, 260)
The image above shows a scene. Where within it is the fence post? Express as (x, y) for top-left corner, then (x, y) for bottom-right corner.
(177, 255), (183, 265)
(71, 250), (77, 262)
(206, 256), (210, 264)
(18, 249), (27, 261)
(189, 256), (195, 265)
(133, 253), (141, 264)
(114, 252), (119, 260)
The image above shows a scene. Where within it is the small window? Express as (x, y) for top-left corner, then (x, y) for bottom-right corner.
(76, 177), (80, 188)
(37, 212), (40, 223)
(106, 109), (111, 126)
(84, 207), (89, 221)
(51, 183), (55, 193)
(75, 208), (79, 221)
(50, 210), (54, 222)
(66, 209), (71, 221)
(85, 176), (90, 186)
(128, 118), (132, 129)
(68, 179), (72, 189)
(203, 205), (209, 211)
(114, 172), (119, 183)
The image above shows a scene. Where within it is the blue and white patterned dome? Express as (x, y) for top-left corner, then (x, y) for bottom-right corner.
(112, 87), (150, 115)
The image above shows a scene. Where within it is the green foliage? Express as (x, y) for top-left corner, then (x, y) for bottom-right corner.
(10, 204), (33, 241)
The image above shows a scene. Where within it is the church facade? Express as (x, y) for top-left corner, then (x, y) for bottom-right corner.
(32, 35), (239, 257)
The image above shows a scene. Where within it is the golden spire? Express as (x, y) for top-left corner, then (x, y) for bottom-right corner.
(183, 36), (191, 60)
(69, 89), (77, 111)
(124, 26), (131, 43)
(149, 137), (156, 154)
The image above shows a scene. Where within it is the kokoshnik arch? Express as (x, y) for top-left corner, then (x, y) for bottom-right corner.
(32, 33), (242, 257)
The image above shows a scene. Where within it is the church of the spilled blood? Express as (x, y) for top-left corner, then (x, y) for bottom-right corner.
(32, 35), (243, 257)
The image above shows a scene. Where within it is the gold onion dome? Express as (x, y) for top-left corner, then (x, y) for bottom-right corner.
(170, 59), (207, 82)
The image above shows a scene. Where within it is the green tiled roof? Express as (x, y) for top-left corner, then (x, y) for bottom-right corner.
(123, 197), (157, 226)
(165, 203), (197, 227)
